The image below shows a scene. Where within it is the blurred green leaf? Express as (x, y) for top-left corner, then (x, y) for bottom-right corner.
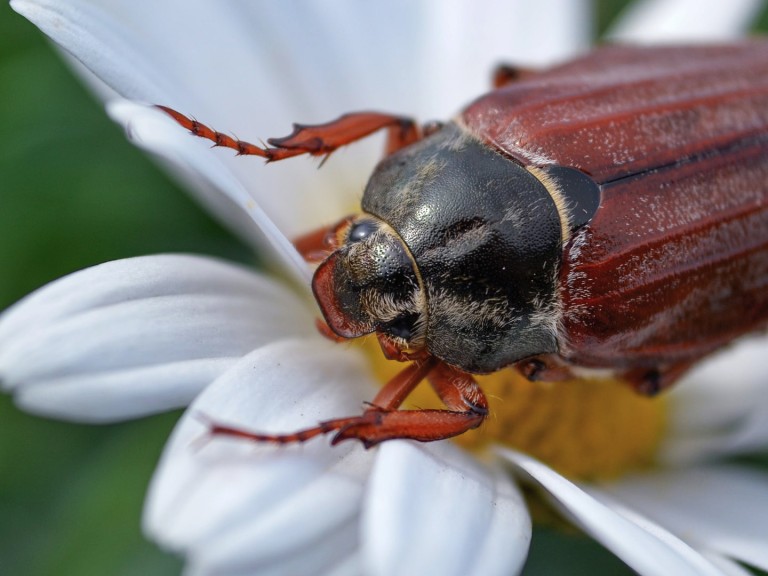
(0, 398), (183, 576)
(523, 526), (635, 576)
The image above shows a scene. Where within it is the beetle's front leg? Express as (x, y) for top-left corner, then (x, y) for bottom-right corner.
(332, 361), (489, 448)
(157, 106), (421, 162)
(268, 112), (422, 157)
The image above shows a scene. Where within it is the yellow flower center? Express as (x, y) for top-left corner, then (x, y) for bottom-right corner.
(360, 340), (667, 481)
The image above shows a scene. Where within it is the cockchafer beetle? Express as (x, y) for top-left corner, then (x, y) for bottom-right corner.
(160, 41), (768, 448)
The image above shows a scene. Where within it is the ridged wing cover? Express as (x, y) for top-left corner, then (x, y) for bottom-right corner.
(462, 43), (768, 368)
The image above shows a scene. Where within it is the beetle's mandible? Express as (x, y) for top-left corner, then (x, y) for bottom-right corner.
(160, 41), (768, 448)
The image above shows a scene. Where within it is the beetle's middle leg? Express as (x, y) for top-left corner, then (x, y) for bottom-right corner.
(292, 216), (355, 262)
(331, 360), (489, 447)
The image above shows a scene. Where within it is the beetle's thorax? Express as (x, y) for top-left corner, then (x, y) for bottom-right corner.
(361, 122), (564, 373)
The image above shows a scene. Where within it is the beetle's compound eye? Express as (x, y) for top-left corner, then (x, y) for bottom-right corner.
(348, 219), (378, 243)
(383, 313), (419, 341)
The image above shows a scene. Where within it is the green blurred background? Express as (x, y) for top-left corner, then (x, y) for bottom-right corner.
(1, 2), (767, 575)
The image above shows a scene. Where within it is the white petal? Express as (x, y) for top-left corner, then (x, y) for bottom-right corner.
(13, 0), (592, 120)
(662, 334), (768, 464)
(11, 0), (179, 102)
(145, 339), (378, 576)
(364, 441), (530, 576)
(499, 449), (727, 576)
(0, 254), (315, 421)
(608, 0), (764, 42)
(596, 465), (768, 572)
(387, 0), (591, 118)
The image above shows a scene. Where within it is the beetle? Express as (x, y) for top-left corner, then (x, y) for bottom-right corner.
(160, 41), (768, 448)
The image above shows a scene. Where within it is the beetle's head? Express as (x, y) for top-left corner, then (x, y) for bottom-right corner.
(312, 214), (427, 358)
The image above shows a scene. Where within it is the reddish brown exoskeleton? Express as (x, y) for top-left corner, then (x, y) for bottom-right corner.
(160, 42), (768, 448)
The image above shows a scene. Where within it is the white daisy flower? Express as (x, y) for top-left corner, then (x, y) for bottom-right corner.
(4, 1), (768, 575)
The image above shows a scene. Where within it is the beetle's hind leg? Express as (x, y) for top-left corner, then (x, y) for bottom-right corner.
(515, 354), (577, 382)
(202, 356), (489, 449)
(157, 106), (421, 162)
(622, 361), (696, 396)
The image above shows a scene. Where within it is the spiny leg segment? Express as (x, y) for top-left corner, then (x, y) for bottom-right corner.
(157, 106), (421, 162)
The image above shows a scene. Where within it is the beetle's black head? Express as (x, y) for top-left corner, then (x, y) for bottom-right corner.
(312, 215), (427, 351)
